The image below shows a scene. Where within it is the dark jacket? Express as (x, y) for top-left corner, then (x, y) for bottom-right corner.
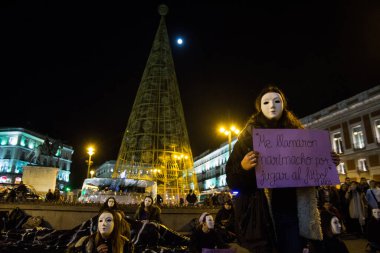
(226, 132), (275, 251)
(189, 227), (227, 253)
(134, 204), (161, 223)
(186, 193), (197, 204)
(226, 125), (323, 252)
(215, 206), (236, 243)
(367, 217), (380, 244)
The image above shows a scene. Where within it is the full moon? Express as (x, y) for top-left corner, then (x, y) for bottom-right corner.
(177, 38), (183, 45)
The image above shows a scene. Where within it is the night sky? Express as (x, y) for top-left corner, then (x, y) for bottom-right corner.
(1, 1), (380, 188)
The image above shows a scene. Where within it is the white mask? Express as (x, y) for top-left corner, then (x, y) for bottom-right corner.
(330, 216), (341, 235)
(98, 212), (114, 238)
(205, 215), (215, 229)
(144, 197), (152, 207)
(107, 198), (115, 207)
(372, 208), (380, 219)
(261, 92), (284, 120)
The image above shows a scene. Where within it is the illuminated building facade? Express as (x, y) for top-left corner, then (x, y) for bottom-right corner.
(0, 128), (74, 190)
(96, 160), (115, 178)
(193, 139), (237, 193)
(301, 85), (380, 182)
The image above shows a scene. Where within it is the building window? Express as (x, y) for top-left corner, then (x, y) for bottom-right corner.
(352, 125), (365, 149)
(9, 136), (18, 145)
(337, 162), (346, 174)
(20, 151), (26, 161)
(375, 119), (380, 144)
(4, 150), (11, 159)
(358, 158), (368, 172)
(332, 132), (344, 154)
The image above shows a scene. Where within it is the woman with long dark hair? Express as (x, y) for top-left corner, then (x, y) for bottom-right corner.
(82, 208), (132, 253)
(226, 85), (340, 253)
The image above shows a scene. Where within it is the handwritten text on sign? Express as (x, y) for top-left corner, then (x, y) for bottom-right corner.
(252, 129), (340, 188)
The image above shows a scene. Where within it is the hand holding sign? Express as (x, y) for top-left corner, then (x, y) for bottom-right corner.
(241, 151), (259, 171)
(252, 129), (340, 188)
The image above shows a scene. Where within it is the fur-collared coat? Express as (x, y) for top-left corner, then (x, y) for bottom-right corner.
(226, 130), (323, 245)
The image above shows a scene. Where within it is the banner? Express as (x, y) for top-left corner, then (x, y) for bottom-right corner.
(253, 129), (340, 188)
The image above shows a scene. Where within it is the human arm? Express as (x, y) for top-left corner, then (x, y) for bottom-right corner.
(226, 136), (259, 192)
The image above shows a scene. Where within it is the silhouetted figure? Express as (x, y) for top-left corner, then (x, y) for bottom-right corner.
(45, 189), (54, 201)
(186, 189), (197, 206)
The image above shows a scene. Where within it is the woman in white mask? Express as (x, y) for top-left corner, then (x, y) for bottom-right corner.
(82, 209), (132, 253)
(189, 212), (228, 253)
(226, 85), (341, 253)
(320, 210), (349, 253)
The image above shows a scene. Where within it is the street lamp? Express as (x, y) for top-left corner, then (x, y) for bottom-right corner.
(219, 126), (240, 155)
(86, 146), (95, 178)
(90, 170), (95, 178)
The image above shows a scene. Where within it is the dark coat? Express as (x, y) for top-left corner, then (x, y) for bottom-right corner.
(367, 217), (380, 244)
(189, 227), (227, 253)
(226, 131), (276, 252)
(134, 204), (161, 223)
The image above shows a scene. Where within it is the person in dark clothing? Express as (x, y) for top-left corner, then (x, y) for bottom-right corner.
(317, 185), (341, 210)
(16, 181), (28, 201)
(134, 196), (161, 223)
(338, 183), (350, 229)
(186, 189), (197, 206)
(190, 212), (228, 253)
(45, 189), (54, 201)
(320, 210), (349, 253)
(5, 187), (16, 202)
(359, 177), (370, 193)
(345, 181), (368, 236)
(54, 188), (61, 202)
(215, 199), (237, 243)
(366, 208), (380, 252)
(226, 85), (340, 253)
(179, 197), (185, 207)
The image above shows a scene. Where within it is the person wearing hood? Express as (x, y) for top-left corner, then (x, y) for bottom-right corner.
(215, 199), (236, 243)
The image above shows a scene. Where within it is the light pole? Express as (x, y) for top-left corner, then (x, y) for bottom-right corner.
(86, 146), (95, 178)
(173, 153), (189, 202)
(219, 126), (240, 155)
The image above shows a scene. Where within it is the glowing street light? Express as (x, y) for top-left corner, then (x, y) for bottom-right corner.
(90, 170), (95, 178)
(86, 146), (95, 178)
(219, 125), (240, 155)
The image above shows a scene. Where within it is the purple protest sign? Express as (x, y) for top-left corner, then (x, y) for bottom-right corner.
(253, 128), (340, 188)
